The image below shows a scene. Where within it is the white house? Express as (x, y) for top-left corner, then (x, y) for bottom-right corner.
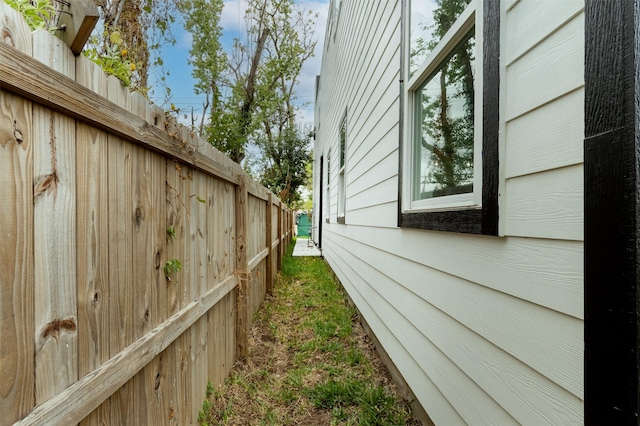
(312, 0), (640, 424)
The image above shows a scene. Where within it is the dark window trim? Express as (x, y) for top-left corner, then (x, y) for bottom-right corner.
(584, 0), (640, 424)
(398, 0), (499, 235)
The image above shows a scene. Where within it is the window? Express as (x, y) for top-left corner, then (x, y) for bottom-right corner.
(399, 0), (499, 235)
(337, 112), (347, 223)
(325, 148), (331, 223)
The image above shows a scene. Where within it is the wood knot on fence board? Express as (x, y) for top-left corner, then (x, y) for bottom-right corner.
(34, 172), (60, 199)
(10, 119), (23, 144)
(135, 205), (145, 226)
(41, 317), (77, 341)
(2, 28), (14, 47)
(13, 128), (23, 144)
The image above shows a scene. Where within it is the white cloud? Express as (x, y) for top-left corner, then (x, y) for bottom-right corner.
(221, 0), (249, 39)
(180, 30), (193, 48)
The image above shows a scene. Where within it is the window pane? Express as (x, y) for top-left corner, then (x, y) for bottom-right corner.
(410, 0), (472, 77)
(413, 30), (475, 200)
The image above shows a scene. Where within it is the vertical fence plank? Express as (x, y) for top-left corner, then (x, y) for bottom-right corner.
(266, 194), (274, 294)
(0, 4), (34, 422)
(150, 349), (171, 425)
(191, 164), (209, 420)
(149, 105), (168, 332)
(165, 144), (183, 314)
(246, 196), (256, 323)
(149, 105), (168, 425)
(32, 29), (78, 405)
(165, 130), (193, 426)
(222, 176), (232, 288)
(180, 166), (194, 309)
(277, 202), (283, 270)
(75, 55), (110, 426)
(164, 141), (183, 425)
(191, 314), (208, 420)
(208, 178), (225, 388)
(106, 75), (134, 426)
(205, 177), (218, 288)
(180, 171), (194, 425)
(129, 92), (155, 425)
(0, 90), (35, 422)
(208, 293), (223, 391)
(174, 331), (191, 424)
(147, 105), (175, 425)
(226, 290), (236, 378)
(206, 303), (217, 397)
(225, 182), (237, 372)
(272, 201), (278, 291)
(235, 175), (249, 360)
(130, 92), (154, 342)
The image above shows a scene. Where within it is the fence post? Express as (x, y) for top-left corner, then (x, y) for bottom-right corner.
(56, 0), (98, 56)
(265, 193), (274, 294)
(235, 174), (249, 360)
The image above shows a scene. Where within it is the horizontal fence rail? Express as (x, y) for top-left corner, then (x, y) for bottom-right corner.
(0, 3), (294, 424)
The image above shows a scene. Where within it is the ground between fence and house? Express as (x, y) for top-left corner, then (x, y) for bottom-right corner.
(198, 241), (422, 425)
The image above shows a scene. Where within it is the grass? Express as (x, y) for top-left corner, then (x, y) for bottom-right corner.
(199, 239), (420, 425)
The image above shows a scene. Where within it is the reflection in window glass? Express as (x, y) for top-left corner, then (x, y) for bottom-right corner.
(410, 0), (472, 77)
(339, 122), (346, 169)
(413, 30), (475, 200)
(338, 115), (346, 217)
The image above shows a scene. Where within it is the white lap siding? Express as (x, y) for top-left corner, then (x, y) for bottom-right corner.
(314, 0), (584, 423)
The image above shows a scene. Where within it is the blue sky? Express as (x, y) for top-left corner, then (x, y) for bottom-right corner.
(149, 0), (329, 127)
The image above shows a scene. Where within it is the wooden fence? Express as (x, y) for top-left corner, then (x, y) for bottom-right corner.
(0, 3), (293, 424)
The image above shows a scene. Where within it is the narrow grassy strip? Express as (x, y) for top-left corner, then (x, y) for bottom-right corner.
(199, 239), (419, 425)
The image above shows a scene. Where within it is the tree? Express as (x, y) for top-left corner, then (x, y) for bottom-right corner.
(87, 0), (179, 94)
(4, 0), (59, 32)
(257, 125), (311, 207)
(177, 0), (226, 133)
(179, 0), (316, 205)
(181, 0), (317, 164)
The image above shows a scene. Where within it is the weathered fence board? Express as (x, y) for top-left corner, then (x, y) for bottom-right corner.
(75, 54), (110, 426)
(0, 2), (294, 423)
(235, 175), (249, 360)
(0, 4), (34, 424)
(0, 90), (36, 424)
(31, 29), (78, 405)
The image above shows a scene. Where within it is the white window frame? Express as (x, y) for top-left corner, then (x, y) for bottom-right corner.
(337, 112), (347, 221)
(402, 0), (483, 213)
